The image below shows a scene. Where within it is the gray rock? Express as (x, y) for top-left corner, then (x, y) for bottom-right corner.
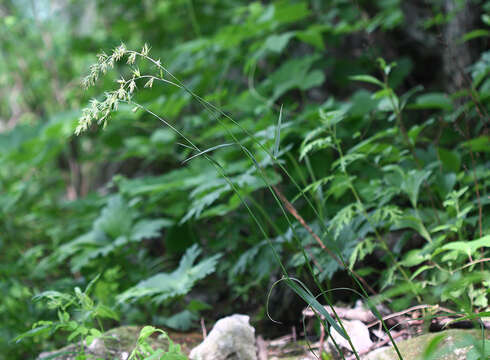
(362, 329), (489, 360)
(37, 326), (170, 360)
(190, 314), (257, 360)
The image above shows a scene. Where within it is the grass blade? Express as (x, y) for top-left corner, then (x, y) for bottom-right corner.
(182, 143), (235, 164)
(285, 277), (348, 339)
(273, 105), (283, 159)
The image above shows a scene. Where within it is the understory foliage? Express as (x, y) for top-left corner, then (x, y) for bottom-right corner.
(0, 0), (489, 358)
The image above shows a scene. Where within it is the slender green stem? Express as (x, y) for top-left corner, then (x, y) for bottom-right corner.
(304, 154), (325, 220)
(111, 51), (408, 358)
(126, 98), (356, 360)
(97, 318), (104, 333)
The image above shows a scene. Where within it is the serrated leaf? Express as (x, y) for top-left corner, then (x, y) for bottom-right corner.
(331, 153), (366, 172)
(299, 137), (333, 160)
(117, 245), (221, 304)
(130, 219), (172, 241)
(441, 235), (490, 258)
(319, 109), (345, 127)
(94, 195), (134, 238)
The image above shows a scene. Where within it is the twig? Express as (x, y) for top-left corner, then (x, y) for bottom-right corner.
(367, 304), (456, 328)
(257, 335), (268, 360)
(303, 305), (379, 323)
(200, 318), (207, 339)
(453, 258), (490, 273)
(272, 185), (378, 296)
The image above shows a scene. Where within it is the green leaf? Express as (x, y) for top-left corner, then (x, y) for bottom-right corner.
(94, 304), (119, 321)
(327, 175), (356, 200)
(264, 54), (324, 100)
(319, 109), (345, 127)
(462, 136), (490, 153)
(84, 274), (101, 296)
(400, 84), (424, 109)
(410, 93), (453, 110)
(138, 325), (165, 342)
(437, 148), (460, 173)
(144, 349), (166, 360)
(117, 245), (222, 304)
(375, 91), (399, 113)
(94, 195), (134, 238)
(401, 249), (430, 267)
(130, 219), (173, 242)
(394, 214), (432, 243)
(410, 265), (434, 280)
(332, 153), (366, 172)
(407, 123), (428, 145)
(284, 278), (348, 339)
(422, 333), (446, 360)
(350, 75), (384, 87)
(400, 169), (431, 208)
(348, 90), (380, 117)
(273, 105), (283, 158)
(262, 32), (296, 53)
(183, 143), (235, 164)
(459, 29), (490, 43)
(89, 328), (102, 337)
(440, 235), (490, 258)
(299, 137), (333, 160)
(296, 25), (327, 50)
(272, 0), (311, 24)
(434, 172), (457, 200)
(14, 324), (52, 343)
(451, 311), (490, 323)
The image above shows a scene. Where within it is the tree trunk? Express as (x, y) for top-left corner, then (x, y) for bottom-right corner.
(443, 0), (478, 93)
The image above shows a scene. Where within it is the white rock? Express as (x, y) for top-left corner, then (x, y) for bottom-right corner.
(190, 314), (257, 360)
(328, 319), (373, 354)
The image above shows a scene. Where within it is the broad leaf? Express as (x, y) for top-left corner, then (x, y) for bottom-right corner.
(117, 245), (221, 304)
(410, 93), (453, 110)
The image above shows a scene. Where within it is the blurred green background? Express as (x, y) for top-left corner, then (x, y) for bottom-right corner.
(0, 0), (488, 358)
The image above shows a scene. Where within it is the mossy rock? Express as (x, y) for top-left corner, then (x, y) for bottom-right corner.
(37, 325), (202, 360)
(363, 329), (489, 360)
